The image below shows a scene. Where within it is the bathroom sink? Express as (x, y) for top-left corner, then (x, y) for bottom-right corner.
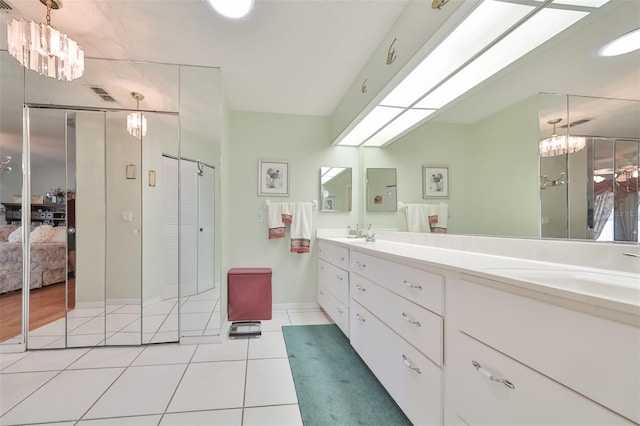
(484, 268), (640, 303)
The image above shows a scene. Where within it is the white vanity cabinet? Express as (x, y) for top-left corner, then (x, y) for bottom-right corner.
(349, 249), (445, 425)
(317, 241), (350, 336)
(445, 277), (639, 425)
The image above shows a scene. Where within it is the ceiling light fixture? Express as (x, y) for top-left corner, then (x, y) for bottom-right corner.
(539, 118), (586, 157)
(207, 0), (254, 19)
(127, 92), (147, 138)
(334, 0), (597, 148)
(7, 0), (84, 82)
(599, 27), (640, 57)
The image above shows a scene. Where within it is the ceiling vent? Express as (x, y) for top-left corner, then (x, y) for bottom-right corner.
(88, 86), (117, 103)
(0, 0), (13, 10)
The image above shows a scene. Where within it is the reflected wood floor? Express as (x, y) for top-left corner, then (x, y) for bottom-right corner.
(0, 279), (75, 342)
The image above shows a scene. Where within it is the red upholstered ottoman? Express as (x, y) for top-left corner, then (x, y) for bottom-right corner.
(227, 268), (272, 321)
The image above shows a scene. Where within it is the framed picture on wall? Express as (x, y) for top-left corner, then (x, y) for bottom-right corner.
(323, 196), (336, 210)
(259, 160), (289, 196)
(423, 165), (449, 198)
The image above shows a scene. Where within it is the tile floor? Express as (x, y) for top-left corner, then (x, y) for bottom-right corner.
(0, 308), (332, 426)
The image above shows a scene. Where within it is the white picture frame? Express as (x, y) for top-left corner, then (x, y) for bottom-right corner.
(259, 160), (289, 196)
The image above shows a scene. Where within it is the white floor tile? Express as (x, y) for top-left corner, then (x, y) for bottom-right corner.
(248, 331), (287, 360)
(25, 335), (65, 350)
(67, 307), (105, 318)
(76, 414), (162, 425)
(0, 371), (58, 415)
(288, 310), (331, 325)
(84, 364), (186, 419)
(105, 332), (141, 346)
(67, 334), (106, 348)
(68, 315), (100, 331)
(131, 343), (196, 366)
(192, 339), (248, 362)
(111, 304), (141, 315)
(160, 408), (242, 425)
(69, 317), (106, 335)
(259, 311), (291, 332)
(0, 352), (30, 371)
(0, 368), (123, 425)
(243, 404), (303, 426)
(244, 358), (298, 407)
(2, 348), (89, 373)
(106, 314), (140, 332)
(167, 360), (246, 412)
(68, 347), (144, 369)
(143, 300), (177, 316)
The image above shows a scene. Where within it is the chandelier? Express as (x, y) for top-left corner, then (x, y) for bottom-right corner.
(539, 118), (586, 157)
(7, 0), (85, 82)
(127, 92), (147, 138)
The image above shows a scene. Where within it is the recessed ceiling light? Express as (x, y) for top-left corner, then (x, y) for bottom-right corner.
(600, 28), (640, 57)
(207, 0), (254, 19)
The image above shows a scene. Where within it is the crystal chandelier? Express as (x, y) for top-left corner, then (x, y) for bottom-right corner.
(7, 0), (85, 82)
(127, 92), (147, 138)
(539, 118), (586, 157)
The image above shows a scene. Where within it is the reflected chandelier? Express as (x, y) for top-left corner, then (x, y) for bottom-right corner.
(539, 118), (586, 157)
(7, 0), (85, 82)
(127, 92), (147, 138)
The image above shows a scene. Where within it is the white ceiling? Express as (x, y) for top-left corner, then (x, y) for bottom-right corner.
(0, 0), (638, 133)
(1, 0), (410, 116)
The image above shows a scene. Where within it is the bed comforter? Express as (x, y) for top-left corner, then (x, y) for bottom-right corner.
(0, 242), (67, 294)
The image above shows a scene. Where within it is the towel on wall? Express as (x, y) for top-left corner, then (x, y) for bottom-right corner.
(405, 203), (448, 233)
(267, 202), (286, 239)
(290, 202), (313, 253)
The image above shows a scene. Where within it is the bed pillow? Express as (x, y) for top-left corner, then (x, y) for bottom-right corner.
(30, 225), (55, 243)
(8, 226), (22, 243)
(50, 226), (67, 243)
(0, 225), (18, 242)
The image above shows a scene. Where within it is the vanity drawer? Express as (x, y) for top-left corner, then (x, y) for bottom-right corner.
(325, 292), (349, 337)
(351, 273), (443, 366)
(317, 284), (330, 312)
(350, 300), (442, 425)
(447, 278), (640, 423)
(317, 241), (349, 270)
(350, 250), (443, 315)
(448, 330), (633, 425)
(318, 259), (349, 305)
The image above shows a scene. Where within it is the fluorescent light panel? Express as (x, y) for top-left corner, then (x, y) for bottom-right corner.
(600, 28), (640, 56)
(415, 8), (588, 109)
(321, 167), (346, 184)
(532, 0), (612, 7)
(364, 109), (437, 147)
(380, 1), (533, 108)
(336, 106), (403, 146)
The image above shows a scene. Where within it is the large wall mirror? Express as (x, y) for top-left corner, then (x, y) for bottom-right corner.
(358, 0), (638, 244)
(0, 52), (222, 350)
(320, 167), (352, 212)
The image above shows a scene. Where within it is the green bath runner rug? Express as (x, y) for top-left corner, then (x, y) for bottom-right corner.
(282, 324), (411, 426)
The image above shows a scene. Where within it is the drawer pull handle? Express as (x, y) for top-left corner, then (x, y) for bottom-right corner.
(336, 307), (343, 314)
(336, 275), (343, 281)
(356, 285), (366, 293)
(402, 354), (422, 374)
(403, 280), (422, 290)
(472, 361), (515, 389)
(402, 313), (421, 327)
(319, 290), (325, 295)
(356, 313), (366, 323)
(356, 261), (367, 269)
(340, 256), (345, 261)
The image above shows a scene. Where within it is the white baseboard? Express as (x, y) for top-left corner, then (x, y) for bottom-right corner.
(272, 302), (320, 311)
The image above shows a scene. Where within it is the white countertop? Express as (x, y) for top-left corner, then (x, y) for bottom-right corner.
(319, 236), (640, 320)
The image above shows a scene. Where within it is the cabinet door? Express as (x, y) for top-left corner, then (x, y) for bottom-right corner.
(448, 330), (633, 425)
(318, 259), (349, 305)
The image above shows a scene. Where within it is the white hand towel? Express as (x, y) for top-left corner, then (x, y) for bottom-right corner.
(267, 203), (285, 239)
(405, 204), (431, 233)
(290, 202), (313, 253)
(432, 204), (448, 231)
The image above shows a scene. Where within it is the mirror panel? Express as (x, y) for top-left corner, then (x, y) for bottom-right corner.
(366, 168), (397, 212)
(0, 51), (24, 347)
(320, 167), (352, 212)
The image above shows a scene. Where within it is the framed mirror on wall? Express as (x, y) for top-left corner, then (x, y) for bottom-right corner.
(320, 167), (352, 212)
(366, 168), (397, 213)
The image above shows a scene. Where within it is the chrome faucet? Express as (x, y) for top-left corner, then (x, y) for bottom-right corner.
(362, 233), (376, 242)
